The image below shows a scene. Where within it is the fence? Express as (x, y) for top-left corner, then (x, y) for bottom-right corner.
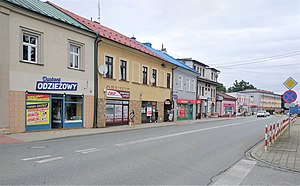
(264, 114), (297, 151)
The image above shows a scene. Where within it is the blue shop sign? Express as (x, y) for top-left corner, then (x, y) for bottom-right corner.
(36, 76), (78, 91)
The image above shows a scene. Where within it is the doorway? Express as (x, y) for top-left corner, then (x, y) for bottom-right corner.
(52, 98), (63, 129)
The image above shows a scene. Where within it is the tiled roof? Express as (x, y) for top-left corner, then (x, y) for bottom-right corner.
(217, 92), (237, 100)
(140, 42), (199, 75)
(48, 2), (169, 63)
(3, 0), (91, 32)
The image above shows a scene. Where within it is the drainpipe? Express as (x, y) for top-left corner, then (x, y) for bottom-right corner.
(93, 33), (101, 128)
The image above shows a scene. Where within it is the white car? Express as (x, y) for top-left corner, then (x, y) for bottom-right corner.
(257, 110), (267, 117)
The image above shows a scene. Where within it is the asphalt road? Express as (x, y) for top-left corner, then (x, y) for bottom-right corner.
(0, 116), (284, 185)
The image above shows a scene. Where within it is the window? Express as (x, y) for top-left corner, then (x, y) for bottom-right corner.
(202, 87), (204, 96)
(20, 27), (43, 64)
(142, 66), (148, 84)
(191, 79), (195, 92)
(151, 69), (157, 86)
(65, 95), (83, 122)
(70, 44), (80, 69)
(120, 60), (127, 81)
(200, 68), (202, 76)
(203, 69), (205, 77)
(22, 34), (38, 63)
(178, 76), (183, 90)
(166, 73), (171, 88)
(105, 56), (113, 78)
(197, 67), (200, 73)
(186, 78), (191, 91)
(211, 72), (214, 80)
(199, 86), (201, 96)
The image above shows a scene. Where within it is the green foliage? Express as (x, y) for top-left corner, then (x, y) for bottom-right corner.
(227, 80), (256, 93)
(217, 85), (227, 93)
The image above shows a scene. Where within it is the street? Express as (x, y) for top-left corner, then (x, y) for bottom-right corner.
(0, 116), (298, 185)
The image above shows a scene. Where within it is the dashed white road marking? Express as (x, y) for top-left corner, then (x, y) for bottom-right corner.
(114, 120), (256, 147)
(75, 148), (101, 154)
(212, 159), (257, 185)
(35, 157), (64, 164)
(22, 155), (52, 161)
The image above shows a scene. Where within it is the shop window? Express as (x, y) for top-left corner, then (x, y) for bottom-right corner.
(20, 27), (43, 65)
(65, 95), (82, 122)
(105, 100), (129, 124)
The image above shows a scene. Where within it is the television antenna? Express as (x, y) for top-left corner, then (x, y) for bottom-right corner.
(98, 0), (101, 23)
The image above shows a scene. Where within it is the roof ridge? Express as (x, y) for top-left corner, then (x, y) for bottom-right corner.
(48, 1), (169, 63)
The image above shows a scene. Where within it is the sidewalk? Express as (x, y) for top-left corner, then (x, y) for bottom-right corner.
(251, 118), (300, 172)
(0, 116), (241, 144)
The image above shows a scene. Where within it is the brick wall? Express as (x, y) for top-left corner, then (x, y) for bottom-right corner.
(9, 91), (25, 133)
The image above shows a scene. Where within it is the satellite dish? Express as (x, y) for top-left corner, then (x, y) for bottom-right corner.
(98, 64), (108, 75)
(150, 78), (155, 84)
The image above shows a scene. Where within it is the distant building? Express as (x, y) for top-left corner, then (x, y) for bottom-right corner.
(239, 89), (282, 112)
(178, 58), (222, 118)
(216, 93), (237, 117)
(227, 92), (255, 114)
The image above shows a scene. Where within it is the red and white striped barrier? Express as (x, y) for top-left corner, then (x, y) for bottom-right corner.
(264, 114), (297, 151)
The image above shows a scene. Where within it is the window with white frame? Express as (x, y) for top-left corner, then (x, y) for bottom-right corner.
(191, 79), (196, 92)
(186, 78), (191, 91)
(69, 44), (80, 69)
(178, 75), (183, 90)
(20, 28), (43, 64)
(69, 40), (84, 70)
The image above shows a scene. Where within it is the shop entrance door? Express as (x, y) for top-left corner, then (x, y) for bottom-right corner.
(52, 98), (63, 129)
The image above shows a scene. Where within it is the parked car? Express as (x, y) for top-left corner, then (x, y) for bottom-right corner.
(257, 110), (267, 117)
(266, 112), (270, 116)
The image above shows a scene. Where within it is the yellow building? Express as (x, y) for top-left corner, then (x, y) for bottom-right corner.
(57, 5), (175, 127)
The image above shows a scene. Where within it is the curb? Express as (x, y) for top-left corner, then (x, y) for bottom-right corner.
(248, 139), (300, 173)
(3, 117), (242, 144)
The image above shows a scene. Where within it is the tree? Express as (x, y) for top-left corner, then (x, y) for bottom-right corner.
(227, 80), (256, 93)
(217, 85), (227, 93)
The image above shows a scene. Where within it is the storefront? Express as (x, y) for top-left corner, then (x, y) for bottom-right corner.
(224, 103), (235, 116)
(105, 87), (130, 126)
(25, 76), (84, 131)
(176, 99), (200, 121)
(26, 93), (84, 131)
(141, 101), (157, 123)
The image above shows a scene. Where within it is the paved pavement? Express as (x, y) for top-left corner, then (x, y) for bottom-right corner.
(251, 117), (300, 172)
(0, 117), (239, 144)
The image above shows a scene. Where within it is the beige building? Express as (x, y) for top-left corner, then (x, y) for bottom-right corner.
(55, 4), (175, 127)
(0, 0), (95, 133)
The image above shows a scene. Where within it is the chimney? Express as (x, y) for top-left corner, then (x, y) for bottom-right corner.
(161, 43), (167, 53)
(131, 35), (136, 40)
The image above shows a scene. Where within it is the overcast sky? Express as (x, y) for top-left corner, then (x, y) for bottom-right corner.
(50, 0), (300, 101)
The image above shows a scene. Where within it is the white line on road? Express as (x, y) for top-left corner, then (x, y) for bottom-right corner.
(75, 148), (101, 154)
(35, 157), (64, 164)
(22, 155), (52, 161)
(114, 120), (256, 147)
(212, 159), (257, 185)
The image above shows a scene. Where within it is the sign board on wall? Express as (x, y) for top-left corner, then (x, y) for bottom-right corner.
(147, 107), (152, 116)
(36, 76), (78, 91)
(107, 89), (130, 99)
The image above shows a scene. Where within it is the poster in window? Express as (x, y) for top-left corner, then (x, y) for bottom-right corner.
(147, 107), (152, 116)
(26, 102), (50, 125)
(106, 105), (114, 122)
(115, 105), (123, 122)
(123, 105), (128, 122)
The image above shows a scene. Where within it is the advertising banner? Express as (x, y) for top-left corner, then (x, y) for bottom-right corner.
(26, 101), (50, 125)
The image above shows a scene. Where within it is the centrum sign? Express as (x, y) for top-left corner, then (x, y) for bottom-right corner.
(36, 76), (78, 91)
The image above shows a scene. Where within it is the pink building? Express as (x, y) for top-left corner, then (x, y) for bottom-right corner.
(216, 93), (237, 117)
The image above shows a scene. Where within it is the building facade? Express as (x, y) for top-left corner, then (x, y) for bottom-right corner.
(216, 93), (237, 117)
(0, 0), (95, 133)
(240, 89), (282, 112)
(141, 43), (200, 121)
(227, 92), (255, 115)
(55, 5), (176, 127)
(178, 58), (222, 118)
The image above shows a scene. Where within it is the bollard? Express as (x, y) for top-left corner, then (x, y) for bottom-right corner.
(265, 125), (268, 151)
(269, 124), (272, 146)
